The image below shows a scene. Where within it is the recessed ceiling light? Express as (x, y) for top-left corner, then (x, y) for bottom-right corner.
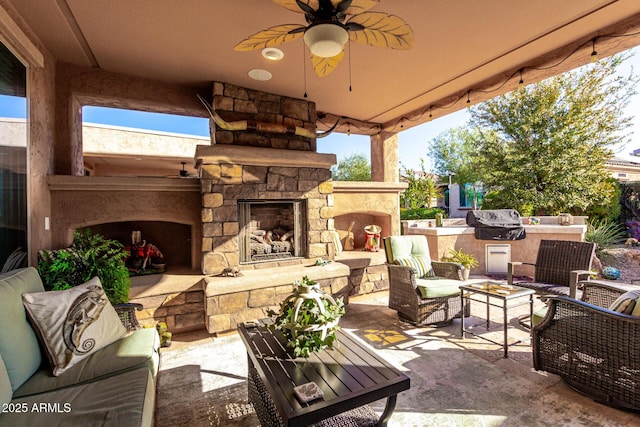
(262, 47), (284, 61)
(248, 69), (272, 81)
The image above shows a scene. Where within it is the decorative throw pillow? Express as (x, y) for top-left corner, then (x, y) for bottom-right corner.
(394, 256), (436, 278)
(609, 290), (640, 315)
(22, 277), (127, 377)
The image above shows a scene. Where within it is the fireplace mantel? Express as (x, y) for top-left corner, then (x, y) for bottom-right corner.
(47, 175), (200, 192)
(195, 145), (336, 169)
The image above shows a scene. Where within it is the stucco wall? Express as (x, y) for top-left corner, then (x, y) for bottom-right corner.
(403, 220), (587, 277)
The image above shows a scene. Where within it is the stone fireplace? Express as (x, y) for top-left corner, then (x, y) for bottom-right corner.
(196, 82), (337, 275)
(238, 199), (306, 263)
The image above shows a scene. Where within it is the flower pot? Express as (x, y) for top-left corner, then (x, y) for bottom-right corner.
(461, 268), (470, 281)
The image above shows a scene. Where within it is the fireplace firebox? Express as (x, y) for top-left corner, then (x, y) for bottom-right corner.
(238, 200), (307, 264)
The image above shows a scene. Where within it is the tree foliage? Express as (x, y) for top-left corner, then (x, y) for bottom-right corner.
(429, 55), (637, 219)
(400, 159), (441, 208)
(331, 152), (371, 181)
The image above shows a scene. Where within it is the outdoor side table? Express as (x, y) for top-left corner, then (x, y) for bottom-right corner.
(459, 281), (535, 358)
(237, 320), (410, 427)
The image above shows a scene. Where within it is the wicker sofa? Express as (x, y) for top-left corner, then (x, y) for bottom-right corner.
(0, 267), (159, 426)
(533, 280), (640, 410)
(384, 235), (478, 325)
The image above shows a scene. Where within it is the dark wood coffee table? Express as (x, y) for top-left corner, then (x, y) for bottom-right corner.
(238, 320), (410, 427)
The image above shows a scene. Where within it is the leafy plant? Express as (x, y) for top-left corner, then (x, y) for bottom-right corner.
(400, 207), (446, 220)
(441, 248), (479, 270)
(585, 219), (627, 257)
(400, 160), (442, 209)
(37, 229), (131, 304)
(267, 276), (345, 358)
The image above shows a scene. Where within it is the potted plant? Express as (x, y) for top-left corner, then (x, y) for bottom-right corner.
(37, 229), (131, 304)
(267, 276), (345, 358)
(442, 248), (479, 280)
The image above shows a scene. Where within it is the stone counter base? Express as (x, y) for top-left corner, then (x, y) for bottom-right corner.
(203, 261), (351, 334)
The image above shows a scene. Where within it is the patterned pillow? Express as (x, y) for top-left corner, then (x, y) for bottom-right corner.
(609, 290), (640, 315)
(394, 256), (436, 278)
(22, 277), (127, 376)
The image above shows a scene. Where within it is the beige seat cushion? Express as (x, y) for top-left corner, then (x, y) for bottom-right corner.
(5, 367), (155, 427)
(14, 327), (159, 398)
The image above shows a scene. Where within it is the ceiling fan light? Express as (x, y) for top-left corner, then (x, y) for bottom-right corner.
(303, 24), (348, 58)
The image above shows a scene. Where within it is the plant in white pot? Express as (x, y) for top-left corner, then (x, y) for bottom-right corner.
(442, 248), (479, 280)
(267, 276), (345, 358)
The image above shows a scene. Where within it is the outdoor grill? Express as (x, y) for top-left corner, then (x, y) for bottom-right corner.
(466, 209), (526, 240)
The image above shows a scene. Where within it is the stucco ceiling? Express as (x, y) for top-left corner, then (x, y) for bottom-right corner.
(7, 0), (640, 133)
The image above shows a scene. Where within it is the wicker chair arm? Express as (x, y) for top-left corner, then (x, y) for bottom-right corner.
(431, 261), (464, 280)
(387, 263), (419, 286)
(114, 302), (144, 332)
(578, 280), (630, 307)
(507, 261), (535, 285)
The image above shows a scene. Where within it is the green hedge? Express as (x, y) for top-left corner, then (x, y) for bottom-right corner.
(400, 207), (446, 220)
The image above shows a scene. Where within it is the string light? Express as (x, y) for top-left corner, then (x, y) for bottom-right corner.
(347, 122), (351, 136)
(316, 30), (640, 133)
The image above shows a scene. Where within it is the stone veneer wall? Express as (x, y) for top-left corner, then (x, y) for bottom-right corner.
(198, 159), (335, 275)
(211, 81), (316, 151)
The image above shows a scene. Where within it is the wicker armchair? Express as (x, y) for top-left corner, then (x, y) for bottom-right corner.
(533, 281), (640, 410)
(114, 302), (144, 332)
(384, 235), (470, 326)
(508, 240), (596, 299)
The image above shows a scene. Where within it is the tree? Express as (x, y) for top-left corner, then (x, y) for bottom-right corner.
(431, 55), (637, 219)
(400, 159), (441, 208)
(331, 152), (371, 181)
(429, 126), (490, 186)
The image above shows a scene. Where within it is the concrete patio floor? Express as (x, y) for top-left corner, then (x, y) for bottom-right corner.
(156, 288), (640, 426)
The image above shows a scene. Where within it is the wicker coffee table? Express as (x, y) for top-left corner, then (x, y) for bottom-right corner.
(459, 281), (535, 358)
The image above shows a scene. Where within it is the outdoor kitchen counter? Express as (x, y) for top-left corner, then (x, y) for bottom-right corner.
(401, 218), (588, 277)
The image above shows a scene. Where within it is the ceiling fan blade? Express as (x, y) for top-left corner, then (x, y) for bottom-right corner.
(331, 0), (379, 15)
(347, 12), (414, 50)
(311, 50), (345, 77)
(235, 25), (305, 51)
(272, 0), (319, 14)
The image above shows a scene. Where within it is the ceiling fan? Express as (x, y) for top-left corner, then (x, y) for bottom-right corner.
(235, 0), (414, 77)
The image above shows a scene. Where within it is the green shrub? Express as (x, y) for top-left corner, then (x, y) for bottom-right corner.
(400, 207), (446, 220)
(585, 219), (627, 257)
(37, 229), (131, 304)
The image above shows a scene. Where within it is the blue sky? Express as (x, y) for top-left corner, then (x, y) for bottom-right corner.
(2, 45), (640, 171)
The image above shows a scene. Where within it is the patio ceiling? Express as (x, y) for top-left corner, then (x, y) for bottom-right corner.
(7, 0), (640, 134)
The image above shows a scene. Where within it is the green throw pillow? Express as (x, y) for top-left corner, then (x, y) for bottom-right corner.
(394, 256), (436, 278)
(0, 267), (44, 392)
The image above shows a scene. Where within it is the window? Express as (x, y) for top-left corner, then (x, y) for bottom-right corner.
(459, 183), (484, 208)
(0, 42), (28, 270)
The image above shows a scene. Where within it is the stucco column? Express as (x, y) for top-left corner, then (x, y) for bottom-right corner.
(370, 131), (398, 183)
